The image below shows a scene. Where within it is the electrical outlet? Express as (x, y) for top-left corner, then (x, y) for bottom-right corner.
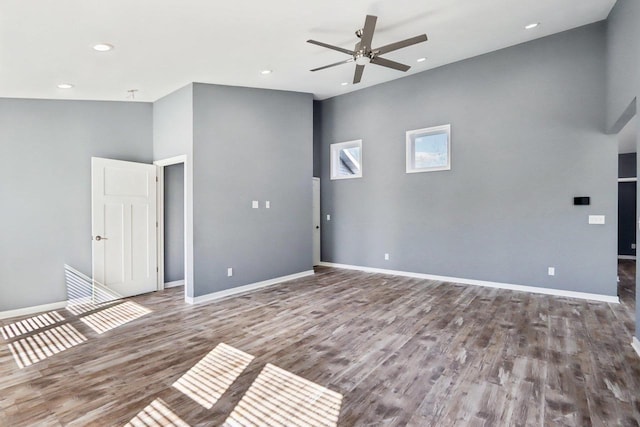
(227, 268), (233, 277)
(548, 267), (555, 276)
(384, 253), (390, 260)
(252, 201), (259, 209)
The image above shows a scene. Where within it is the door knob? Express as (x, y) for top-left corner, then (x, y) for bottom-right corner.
(315, 226), (320, 229)
(95, 235), (108, 241)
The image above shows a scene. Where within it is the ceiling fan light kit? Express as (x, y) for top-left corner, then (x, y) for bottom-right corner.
(308, 15), (428, 84)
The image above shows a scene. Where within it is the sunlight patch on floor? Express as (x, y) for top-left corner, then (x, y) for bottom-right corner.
(65, 300), (110, 316)
(125, 398), (189, 427)
(79, 301), (151, 334)
(0, 311), (65, 340)
(8, 323), (87, 368)
(224, 363), (342, 427)
(173, 342), (254, 409)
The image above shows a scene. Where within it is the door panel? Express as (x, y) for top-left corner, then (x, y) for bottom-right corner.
(104, 167), (149, 197)
(103, 203), (125, 286)
(92, 158), (157, 298)
(131, 203), (151, 281)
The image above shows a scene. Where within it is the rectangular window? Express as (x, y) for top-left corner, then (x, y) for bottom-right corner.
(406, 124), (451, 173)
(331, 140), (362, 180)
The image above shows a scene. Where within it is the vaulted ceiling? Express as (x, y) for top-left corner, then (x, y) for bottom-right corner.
(0, 0), (616, 102)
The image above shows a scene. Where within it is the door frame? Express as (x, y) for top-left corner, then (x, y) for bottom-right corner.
(154, 155), (190, 300)
(312, 177), (321, 266)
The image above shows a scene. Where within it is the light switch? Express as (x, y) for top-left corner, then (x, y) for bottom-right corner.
(548, 267), (555, 276)
(227, 268), (233, 277)
(265, 201), (270, 209)
(252, 201), (259, 209)
(327, 214), (331, 221)
(588, 215), (605, 225)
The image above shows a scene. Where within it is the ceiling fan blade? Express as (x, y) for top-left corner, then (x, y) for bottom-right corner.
(375, 34), (428, 55)
(360, 15), (378, 50)
(370, 56), (411, 72)
(310, 58), (354, 72)
(307, 40), (354, 56)
(353, 64), (365, 84)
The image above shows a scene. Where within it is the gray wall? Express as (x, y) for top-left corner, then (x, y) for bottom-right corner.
(313, 100), (322, 177)
(606, 0), (639, 132)
(0, 99), (152, 311)
(192, 83), (313, 297)
(318, 23), (617, 296)
(153, 84), (193, 160)
(164, 163), (185, 282)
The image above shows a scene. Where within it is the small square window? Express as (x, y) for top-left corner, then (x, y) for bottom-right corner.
(406, 124), (451, 173)
(330, 140), (362, 180)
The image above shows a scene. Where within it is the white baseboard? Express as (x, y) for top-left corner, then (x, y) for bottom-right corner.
(185, 270), (315, 305)
(632, 337), (640, 358)
(164, 280), (185, 288)
(318, 262), (619, 304)
(618, 255), (636, 260)
(0, 301), (68, 320)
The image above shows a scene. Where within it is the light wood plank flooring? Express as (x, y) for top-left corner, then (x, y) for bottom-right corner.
(1, 266), (639, 426)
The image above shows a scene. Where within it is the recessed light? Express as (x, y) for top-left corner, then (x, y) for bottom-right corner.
(93, 43), (114, 52)
(417, 57), (427, 63)
(260, 69), (272, 75)
(57, 83), (74, 89)
(341, 82), (349, 86)
(525, 23), (540, 30)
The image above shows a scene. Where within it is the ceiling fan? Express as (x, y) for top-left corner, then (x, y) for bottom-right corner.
(307, 15), (428, 84)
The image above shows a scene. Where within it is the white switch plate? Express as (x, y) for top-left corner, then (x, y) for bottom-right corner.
(384, 253), (389, 260)
(588, 215), (605, 225)
(327, 214), (331, 221)
(265, 201), (270, 209)
(632, 243), (636, 249)
(227, 268), (233, 277)
(548, 267), (555, 276)
(252, 201), (259, 209)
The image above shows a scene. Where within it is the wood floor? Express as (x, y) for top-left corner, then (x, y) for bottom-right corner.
(1, 265), (639, 426)
(618, 259), (636, 322)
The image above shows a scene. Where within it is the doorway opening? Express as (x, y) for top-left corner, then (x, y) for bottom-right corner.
(163, 163), (185, 288)
(155, 155), (188, 297)
(617, 115), (637, 327)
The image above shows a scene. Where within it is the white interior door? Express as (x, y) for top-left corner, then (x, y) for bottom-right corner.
(92, 157), (157, 298)
(313, 178), (321, 266)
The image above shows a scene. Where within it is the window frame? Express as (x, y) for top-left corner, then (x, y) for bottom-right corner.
(405, 124), (451, 174)
(330, 139), (363, 180)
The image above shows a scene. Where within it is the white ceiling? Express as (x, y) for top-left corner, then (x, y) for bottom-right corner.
(0, 0), (616, 102)
(618, 116), (638, 154)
